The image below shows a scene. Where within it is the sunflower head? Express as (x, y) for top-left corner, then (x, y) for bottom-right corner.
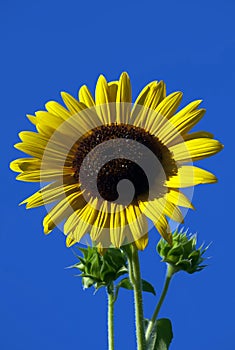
(72, 246), (127, 290)
(10, 72), (223, 250)
(157, 230), (208, 274)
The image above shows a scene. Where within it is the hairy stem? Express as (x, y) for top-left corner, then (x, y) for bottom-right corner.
(107, 285), (115, 350)
(145, 264), (175, 341)
(127, 245), (146, 350)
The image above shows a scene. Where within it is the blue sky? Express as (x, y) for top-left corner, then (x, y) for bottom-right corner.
(1, 0), (234, 349)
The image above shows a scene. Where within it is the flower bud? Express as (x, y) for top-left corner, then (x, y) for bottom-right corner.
(157, 230), (208, 274)
(72, 247), (128, 289)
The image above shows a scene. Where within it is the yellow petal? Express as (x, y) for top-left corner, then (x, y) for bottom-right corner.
(18, 131), (48, 145)
(10, 158), (41, 173)
(26, 114), (37, 125)
(61, 92), (85, 114)
(157, 109), (205, 146)
(170, 106), (205, 134)
(16, 168), (73, 182)
(43, 191), (86, 234)
(14, 142), (45, 158)
(78, 85), (95, 108)
(134, 81), (166, 128)
(45, 101), (71, 120)
(159, 198), (184, 223)
(18, 131), (69, 157)
(131, 81), (157, 124)
(166, 189), (194, 209)
(20, 182), (80, 208)
(183, 131), (214, 141)
(155, 215), (172, 244)
(169, 138), (223, 162)
(166, 166), (218, 188)
(139, 199), (171, 242)
(94, 232), (111, 251)
(155, 91), (183, 119)
(139, 200), (161, 223)
(170, 100), (202, 119)
(142, 197), (183, 223)
(149, 92), (183, 135)
(15, 133), (72, 161)
(65, 198), (98, 245)
(134, 234), (149, 250)
(116, 72), (132, 123)
(145, 81), (166, 110)
(109, 204), (126, 248)
(90, 201), (110, 241)
(125, 205), (148, 243)
(108, 81), (119, 102)
(133, 81), (158, 107)
(64, 197), (97, 234)
(35, 111), (64, 132)
(36, 110), (94, 146)
(116, 72), (132, 103)
(167, 99), (203, 135)
(95, 75), (111, 124)
(66, 234), (77, 247)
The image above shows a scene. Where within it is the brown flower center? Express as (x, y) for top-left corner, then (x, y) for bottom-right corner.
(73, 124), (177, 203)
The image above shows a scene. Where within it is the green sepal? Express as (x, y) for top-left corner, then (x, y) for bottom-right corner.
(82, 276), (96, 289)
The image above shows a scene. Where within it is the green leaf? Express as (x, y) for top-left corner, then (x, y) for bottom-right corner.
(116, 277), (133, 290)
(147, 318), (173, 350)
(119, 277), (156, 295)
(142, 280), (156, 296)
(114, 277), (156, 302)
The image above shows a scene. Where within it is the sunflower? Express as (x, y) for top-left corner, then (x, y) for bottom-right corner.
(10, 72), (223, 250)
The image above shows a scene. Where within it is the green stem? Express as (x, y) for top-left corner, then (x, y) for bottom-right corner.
(127, 245), (146, 350)
(107, 285), (115, 350)
(145, 264), (175, 341)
